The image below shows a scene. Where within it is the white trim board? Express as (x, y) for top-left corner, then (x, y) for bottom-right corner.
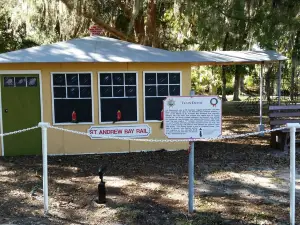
(0, 70), (43, 156)
(98, 71), (139, 124)
(143, 71), (182, 123)
(50, 71), (95, 126)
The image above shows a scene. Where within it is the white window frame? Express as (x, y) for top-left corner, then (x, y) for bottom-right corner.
(50, 71), (94, 125)
(143, 71), (182, 122)
(98, 71), (139, 124)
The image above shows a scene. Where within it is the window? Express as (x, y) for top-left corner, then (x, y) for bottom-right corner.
(99, 72), (138, 123)
(3, 76), (38, 87)
(144, 71), (181, 121)
(51, 72), (93, 124)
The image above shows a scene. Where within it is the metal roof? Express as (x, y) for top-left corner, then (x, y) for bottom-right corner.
(173, 50), (287, 65)
(0, 36), (287, 65)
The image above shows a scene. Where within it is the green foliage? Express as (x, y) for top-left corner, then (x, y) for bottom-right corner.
(191, 66), (221, 94)
(0, 0), (299, 101)
(216, 86), (234, 95)
(0, 5), (38, 53)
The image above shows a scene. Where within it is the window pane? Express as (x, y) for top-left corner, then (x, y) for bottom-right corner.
(145, 73), (156, 84)
(53, 74), (65, 85)
(145, 97), (165, 120)
(100, 73), (112, 85)
(125, 73), (136, 85)
(67, 74), (78, 85)
(145, 85), (156, 96)
(157, 73), (168, 84)
(67, 87), (79, 98)
(27, 77), (37, 87)
(169, 73), (180, 84)
(54, 87), (66, 98)
(80, 87), (91, 98)
(113, 73), (124, 85)
(79, 73), (91, 85)
(54, 99), (92, 123)
(157, 85), (168, 96)
(169, 85), (180, 96)
(4, 77), (14, 87)
(100, 98), (137, 122)
(15, 77), (26, 87)
(113, 86), (124, 97)
(100, 86), (112, 97)
(125, 86), (136, 97)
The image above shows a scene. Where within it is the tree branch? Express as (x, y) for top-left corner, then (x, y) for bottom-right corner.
(60, 0), (136, 42)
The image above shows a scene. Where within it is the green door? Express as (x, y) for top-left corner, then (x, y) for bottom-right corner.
(2, 75), (42, 156)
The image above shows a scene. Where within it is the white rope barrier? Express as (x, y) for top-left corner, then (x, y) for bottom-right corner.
(47, 125), (287, 142)
(0, 124), (286, 141)
(0, 126), (39, 137)
(48, 125), (89, 137)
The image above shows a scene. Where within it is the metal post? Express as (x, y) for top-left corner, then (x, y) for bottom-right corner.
(277, 61), (282, 105)
(287, 123), (299, 225)
(188, 89), (195, 214)
(38, 122), (50, 215)
(258, 63), (265, 135)
(260, 63), (263, 126)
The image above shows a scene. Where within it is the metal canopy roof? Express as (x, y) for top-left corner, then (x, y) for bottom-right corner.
(0, 36), (287, 65)
(173, 50), (287, 65)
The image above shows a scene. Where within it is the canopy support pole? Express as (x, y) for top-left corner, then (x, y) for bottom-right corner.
(258, 63), (265, 135)
(277, 61), (282, 105)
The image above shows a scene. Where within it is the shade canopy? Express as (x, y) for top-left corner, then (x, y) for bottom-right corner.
(0, 36), (287, 65)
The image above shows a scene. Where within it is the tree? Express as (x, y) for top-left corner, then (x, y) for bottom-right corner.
(0, 1), (38, 53)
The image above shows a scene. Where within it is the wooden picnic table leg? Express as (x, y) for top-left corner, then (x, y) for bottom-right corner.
(270, 132), (278, 149)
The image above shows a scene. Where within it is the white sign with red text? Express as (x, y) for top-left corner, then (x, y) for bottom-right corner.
(88, 124), (152, 139)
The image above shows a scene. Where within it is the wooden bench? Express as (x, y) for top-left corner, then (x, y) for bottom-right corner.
(269, 105), (300, 151)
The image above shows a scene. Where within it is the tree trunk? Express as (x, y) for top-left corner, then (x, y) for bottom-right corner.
(265, 65), (273, 102)
(233, 66), (241, 101)
(146, 0), (157, 47)
(221, 66), (227, 101)
(221, 32), (229, 102)
(291, 58), (297, 101)
(240, 74), (245, 93)
(291, 30), (300, 100)
(134, 12), (145, 44)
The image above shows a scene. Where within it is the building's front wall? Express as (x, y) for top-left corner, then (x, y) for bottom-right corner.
(0, 62), (191, 155)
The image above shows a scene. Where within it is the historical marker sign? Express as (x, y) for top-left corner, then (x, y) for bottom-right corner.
(163, 96), (222, 139)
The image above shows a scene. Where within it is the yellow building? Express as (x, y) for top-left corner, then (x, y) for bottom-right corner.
(0, 36), (286, 156)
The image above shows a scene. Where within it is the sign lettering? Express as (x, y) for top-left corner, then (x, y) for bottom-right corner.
(163, 96), (222, 139)
(88, 124), (152, 139)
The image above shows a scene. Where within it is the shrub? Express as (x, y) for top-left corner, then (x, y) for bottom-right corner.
(217, 86), (234, 95)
